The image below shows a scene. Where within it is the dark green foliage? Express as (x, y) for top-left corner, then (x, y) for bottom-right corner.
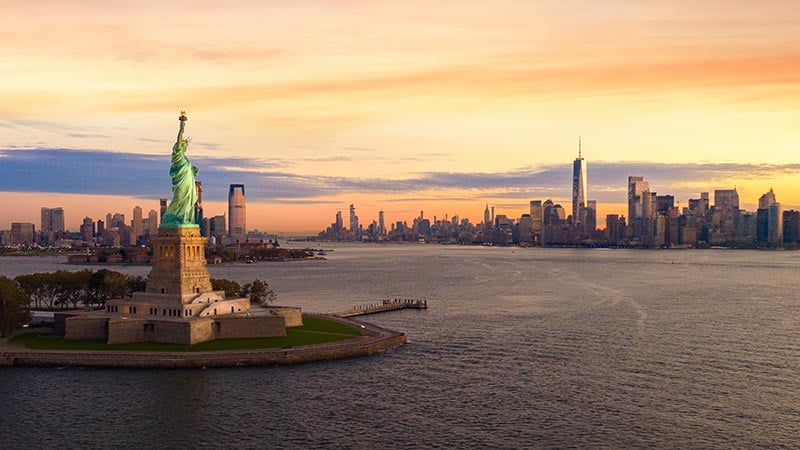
(126, 275), (146, 293)
(241, 279), (277, 305)
(210, 278), (242, 298)
(15, 269), (148, 309)
(88, 269), (129, 305)
(0, 276), (31, 337)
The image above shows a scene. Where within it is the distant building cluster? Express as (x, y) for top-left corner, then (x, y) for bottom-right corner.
(2, 153), (799, 250)
(614, 182), (797, 248)
(0, 182), (279, 250)
(318, 149), (800, 249)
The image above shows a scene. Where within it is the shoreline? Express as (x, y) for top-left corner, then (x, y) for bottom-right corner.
(0, 316), (406, 369)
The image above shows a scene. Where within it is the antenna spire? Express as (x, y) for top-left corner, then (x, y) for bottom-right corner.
(578, 136), (582, 158)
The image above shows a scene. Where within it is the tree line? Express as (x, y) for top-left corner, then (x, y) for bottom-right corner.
(14, 269), (146, 310)
(0, 269), (276, 337)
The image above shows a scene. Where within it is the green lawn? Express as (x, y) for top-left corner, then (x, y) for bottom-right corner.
(11, 316), (361, 352)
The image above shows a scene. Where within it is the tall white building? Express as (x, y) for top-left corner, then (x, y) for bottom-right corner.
(572, 139), (588, 223)
(228, 184), (246, 242)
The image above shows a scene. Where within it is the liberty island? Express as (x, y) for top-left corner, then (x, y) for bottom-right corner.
(0, 113), (406, 366)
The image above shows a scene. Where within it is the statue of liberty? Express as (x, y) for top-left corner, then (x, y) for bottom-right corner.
(161, 112), (199, 227)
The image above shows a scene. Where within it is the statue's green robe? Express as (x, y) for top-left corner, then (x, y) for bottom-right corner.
(162, 120), (198, 226)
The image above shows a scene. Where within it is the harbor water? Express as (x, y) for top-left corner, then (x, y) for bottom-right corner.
(1, 245), (798, 448)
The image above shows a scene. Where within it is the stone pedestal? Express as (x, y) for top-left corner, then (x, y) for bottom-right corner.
(146, 225), (213, 296)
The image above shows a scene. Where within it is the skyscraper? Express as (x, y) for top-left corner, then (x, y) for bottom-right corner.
(148, 209), (159, 237)
(572, 138), (588, 223)
(40, 207), (65, 234)
(768, 203), (783, 245)
(132, 206), (143, 245)
(759, 188), (777, 209)
(335, 211), (343, 231)
(627, 176), (649, 223)
(228, 184), (246, 242)
(209, 215), (226, 241)
(159, 198), (168, 220)
(80, 217), (94, 243)
(378, 210), (386, 235)
(529, 200), (543, 242)
(349, 204), (359, 232)
(714, 189), (740, 210)
(10, 223), (36, 245)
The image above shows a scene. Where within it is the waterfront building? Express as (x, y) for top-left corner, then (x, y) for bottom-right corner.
(759, 188), (777, 209)
(734, 212), (756, 244)
(714, 189), (739, 209)
(656, 195), (674, 214)
(542, 200), (566, 244)
(378, 210), (386, 236)
(209, 214), (227, 242)
(688, 192), (710, 217)
(40, 207), (65, 234)
(756, 208), (769, 243)
(40, 207), (65, 245)
(80, 217), (94, 243)
(349, 204), (359, 235)
(106, 212), (125, 229)
(605, 214), (624, 244)
(627, 176), (650, 239)
(228, 184), (246, 242)
(11, 222), (36, 245)
(529, 200), (543, 244)
(768, 203), (783, 245)
(572, 139), (588, 224)
(132, 206), (143, 245)
(335, 210), (343, 231)
(518, 214), (533, 244)
(148, 209), (159, 238)
(783, 210), (799, 245)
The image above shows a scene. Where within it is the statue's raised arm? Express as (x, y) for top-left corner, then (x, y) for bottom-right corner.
(176, 111), (187, 143)
(161, 111), (199, 227)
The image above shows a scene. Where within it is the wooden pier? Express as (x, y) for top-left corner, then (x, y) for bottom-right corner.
(332, 298), (428, 318)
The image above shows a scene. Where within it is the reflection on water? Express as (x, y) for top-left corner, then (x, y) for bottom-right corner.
(1, 246), (799, 448)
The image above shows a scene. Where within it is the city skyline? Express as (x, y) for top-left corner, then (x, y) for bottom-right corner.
(2, 1), (800, 231)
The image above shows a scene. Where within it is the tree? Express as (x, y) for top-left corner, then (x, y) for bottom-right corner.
(126, 275), (147, 294)
(0, 276), (31, 337)
(16, 272), (60, 309)
(88, 269), (129, 306)
(211, 278), (242, 298)
(241, 279), (277, 306)
(55, 269), (93, 309)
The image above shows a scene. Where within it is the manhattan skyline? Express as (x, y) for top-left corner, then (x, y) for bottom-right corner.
(2, 1), (800, 231)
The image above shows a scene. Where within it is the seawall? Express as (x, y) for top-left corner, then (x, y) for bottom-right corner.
(0, 317), (406, 369)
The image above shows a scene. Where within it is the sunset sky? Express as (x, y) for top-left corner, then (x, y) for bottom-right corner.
(2, 0), (799, 233)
